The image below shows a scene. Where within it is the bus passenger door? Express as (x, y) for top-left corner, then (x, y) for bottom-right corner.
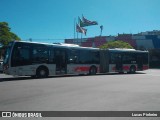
(115, 54), (123, 71)
(54, 48), (67, 75)
(100, 50), (109, 73)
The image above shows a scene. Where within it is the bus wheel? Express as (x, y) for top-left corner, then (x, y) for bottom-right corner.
(129, 66), (136, 74)
(119, 72), (124, 74)
(36, 66), (49, 78)
(89, 66), (97, 75)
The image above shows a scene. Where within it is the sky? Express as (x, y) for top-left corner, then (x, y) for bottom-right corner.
(0, 0), (160, 43)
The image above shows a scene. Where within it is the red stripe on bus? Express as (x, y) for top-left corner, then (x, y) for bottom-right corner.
(75, 67), (90, 72)
(143, 65), (149, 70)
(123, 66), (130, 71)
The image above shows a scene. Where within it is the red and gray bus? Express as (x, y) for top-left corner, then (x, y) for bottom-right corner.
(3, 41), (149, 77)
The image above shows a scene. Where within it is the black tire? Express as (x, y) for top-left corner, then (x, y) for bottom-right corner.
(129, 66), (136, 74)
(119, 72), (124, 74)
(89, 66), (97, 75)
(36, 66), (49, 78)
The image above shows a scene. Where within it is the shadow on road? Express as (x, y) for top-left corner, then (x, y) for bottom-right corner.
(0, 72), (145, 82)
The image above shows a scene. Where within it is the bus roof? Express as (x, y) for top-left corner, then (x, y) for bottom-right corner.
(108, 48), (148, 53)
(12, 41), (99, 50)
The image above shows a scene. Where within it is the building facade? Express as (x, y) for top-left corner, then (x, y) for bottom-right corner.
(65, 30), (160, 50)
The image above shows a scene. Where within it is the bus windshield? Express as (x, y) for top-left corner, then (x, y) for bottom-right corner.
(3, 42), (13, 65)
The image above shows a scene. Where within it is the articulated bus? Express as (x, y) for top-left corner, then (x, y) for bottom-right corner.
(3, 41), (149, 77)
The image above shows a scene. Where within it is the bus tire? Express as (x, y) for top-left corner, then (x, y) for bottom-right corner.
(129, 66), (136, 74)
(89, 66), (97, 75)
(119, 72), (124, 74)
(36, 66), (49, 78)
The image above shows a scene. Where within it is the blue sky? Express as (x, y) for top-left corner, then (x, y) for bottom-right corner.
(0, 0), (160, 43)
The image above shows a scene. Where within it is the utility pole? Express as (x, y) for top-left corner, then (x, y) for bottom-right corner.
(100, 25), (103, 36)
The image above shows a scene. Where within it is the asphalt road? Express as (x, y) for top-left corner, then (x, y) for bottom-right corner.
(0, 69), (160, 120)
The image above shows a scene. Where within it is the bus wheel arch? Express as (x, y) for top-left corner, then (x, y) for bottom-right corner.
(89, 66), (97, 75)
(36, 66), (49, 78)
(129, 65), (136, 74)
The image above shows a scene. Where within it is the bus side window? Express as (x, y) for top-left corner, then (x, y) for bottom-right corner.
(79, 50), (91, 64)
(12, 46), (30, 66)
(90, 51), (100, 64)
(123, 53), (136, 64)
(110, 53), (116, 64)
(32, 46), (49, 63)
(69, 50), (79, 64)
(20, 47), (30, 60)
(49, 49), (55, 63)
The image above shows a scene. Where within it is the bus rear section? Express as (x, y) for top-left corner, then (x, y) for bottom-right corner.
(100, 49), (149, 74)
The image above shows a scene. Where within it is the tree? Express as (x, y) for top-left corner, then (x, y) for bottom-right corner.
(0, 22), (21, 59)
(99, 40), (133, 49)
(0, 22), (20, 47)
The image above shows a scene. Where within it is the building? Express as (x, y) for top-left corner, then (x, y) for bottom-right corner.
(65, 30), (160, 50)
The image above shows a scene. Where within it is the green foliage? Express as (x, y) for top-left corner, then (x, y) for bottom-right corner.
(99, 40), (133, 49)
(0, 22), (21, 47)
